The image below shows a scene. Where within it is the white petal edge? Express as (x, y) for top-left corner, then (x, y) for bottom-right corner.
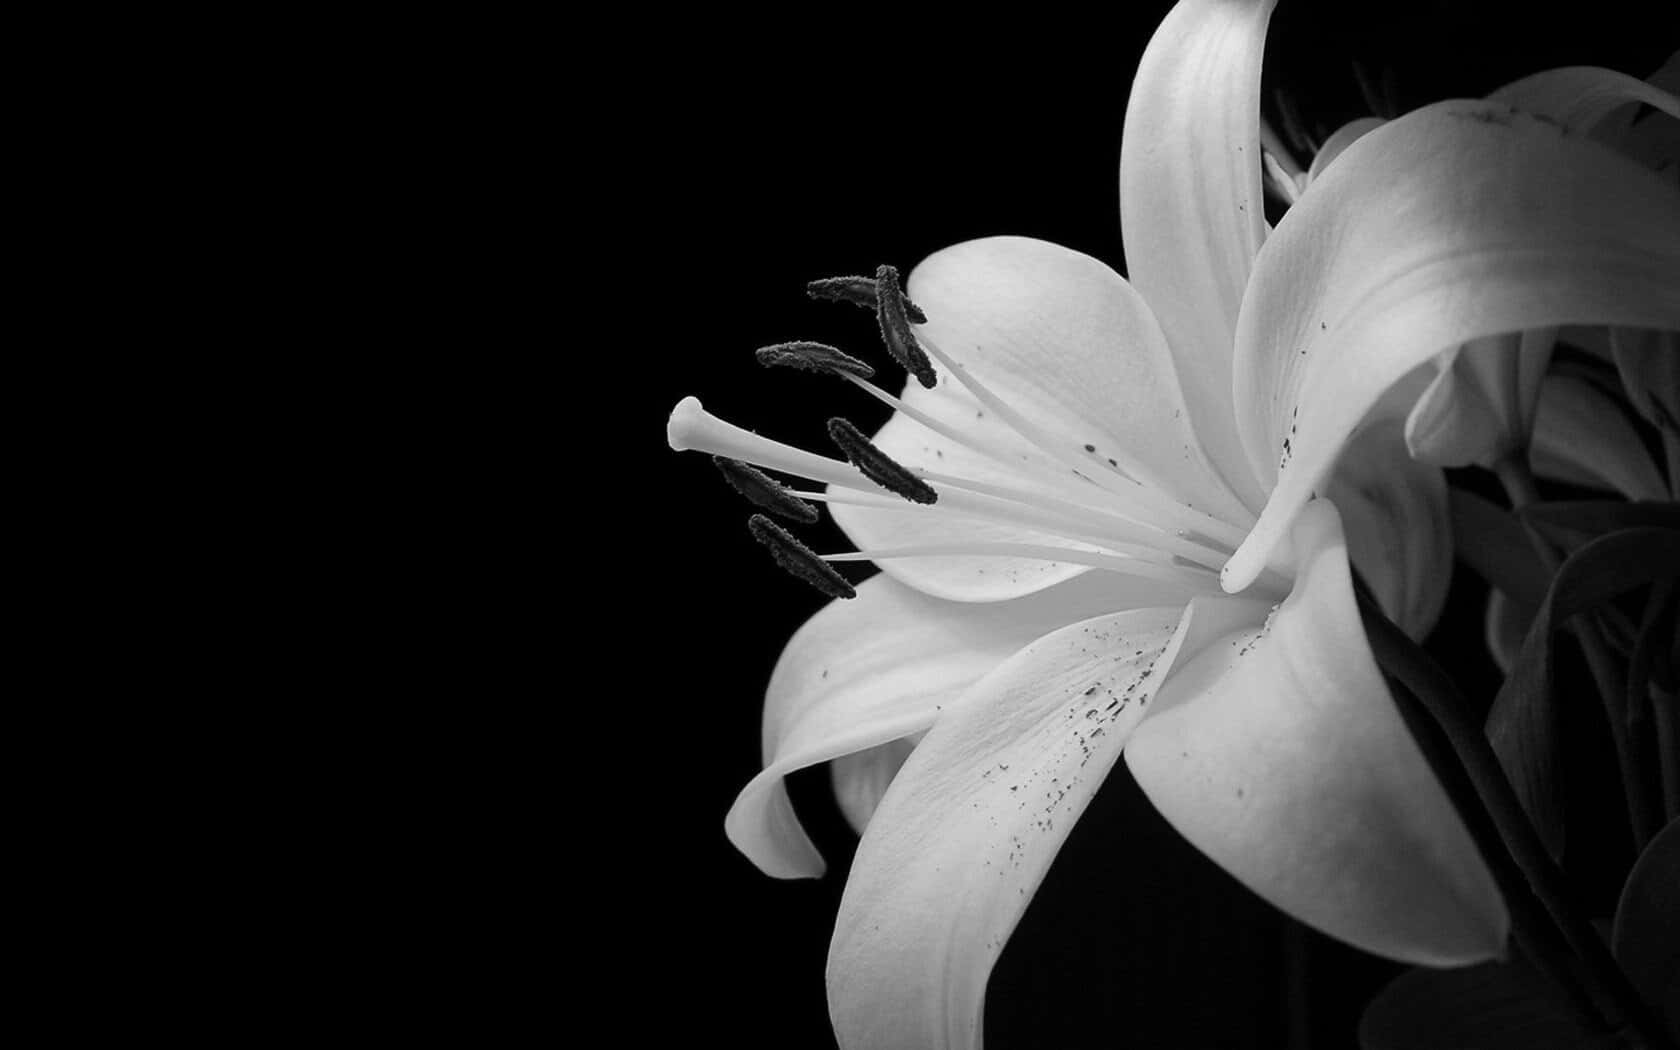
(727, 570), (1201, 878)
(1130, 499), (1508, 965)
(1119, 0), (1277, 513)
(832, 236), (1252, 601)
(1305, 117), (1386, 185)
(831, 738), (918, 836)
(825, 595), (1267, 1050)
(1490, 65), (1680, 132)
(908, 236), (1251, 524)
(1225, 100), (1680, 591)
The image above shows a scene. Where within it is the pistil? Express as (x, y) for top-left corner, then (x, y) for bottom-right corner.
(673, 398), (1231, 574)
(822, 543), (1224, 591)
(670, 256), (1283, 601)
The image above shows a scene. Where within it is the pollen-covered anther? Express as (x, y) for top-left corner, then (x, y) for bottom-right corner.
(826, 416), (938, 504)
(805, 275), (928, 324)
(874, 265), (938, 389)
(754, 341), (876, 380)
(747, 514), (856, 600)
(712, 456), (819, 523)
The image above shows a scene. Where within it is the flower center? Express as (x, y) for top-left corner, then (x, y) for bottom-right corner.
(667, 266), (1276, 599)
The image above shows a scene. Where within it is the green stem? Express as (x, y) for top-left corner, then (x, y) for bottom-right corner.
(1358, 592), (1677, 1050)
(1492, 456), (1660, 848)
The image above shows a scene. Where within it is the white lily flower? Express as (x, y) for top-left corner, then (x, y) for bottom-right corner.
(666, 1), (1680, 1046)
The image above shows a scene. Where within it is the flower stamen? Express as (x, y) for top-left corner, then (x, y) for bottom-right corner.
(806, 275), (928, 324)
(874, 265), (938, 388)
(827, 370), (1239, 565)
(755, 341), (877, 380)
(714, 456), (819, 523)
(827, 417), (939, 504)
(748, 514), (856, 600)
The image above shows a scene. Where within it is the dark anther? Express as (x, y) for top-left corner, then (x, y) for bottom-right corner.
(874, 266), (938, 389)
(826, 417), (938, 504)
(754, 341), (875, 380)
(748, 514), (856, 600)
(805, 275), (927, 324)
(713, 457), (819, 524)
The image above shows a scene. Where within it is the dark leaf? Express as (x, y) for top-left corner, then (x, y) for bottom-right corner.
(1612, 817), (1680, 1037)
(1609, 327), (1680, 434)
(1451, 488), (1550, 608)
(1359, 959), (1602, 1049)
(1520, 501), (1680, 552)
(1485, 529), (1680, 860)
(1550, 338), (1632, 402)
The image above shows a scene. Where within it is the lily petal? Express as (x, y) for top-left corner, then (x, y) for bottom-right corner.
(1530, 373), (1669, 501)
(1589, 52), (1678, 189)
(1403, 342), (1507, 468)
(1120, 0), (1277, 512)
(827, 379), (1103, 602)
(831, 738), (916, 836)
(1609, 78), (1679, 179)
(728, 571), (1199, 878)
(1225, 100), (1680, 591)
(1305, 117), (1386, 185)
(829, 236), (1251, 601)
(825, 596), (1265, 1050)
(1490, 65), (1680, 132)
(1128, 500), (1508, 965)
(1403, 327), (1558, 469)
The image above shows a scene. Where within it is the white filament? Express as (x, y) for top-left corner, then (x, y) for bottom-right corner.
(668, 290), (1289, 598)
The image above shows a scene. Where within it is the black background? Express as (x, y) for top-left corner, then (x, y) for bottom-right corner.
(630, 4), (1672, 1046)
